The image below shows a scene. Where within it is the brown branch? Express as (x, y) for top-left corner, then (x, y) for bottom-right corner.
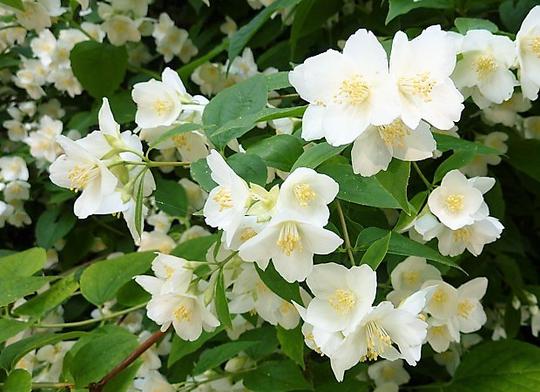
(89, 329), (168, 392)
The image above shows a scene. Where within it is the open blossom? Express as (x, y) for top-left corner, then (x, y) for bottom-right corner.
(368, 359), (410, 388)
(276, 167), (338, 224)
(0, 156), (29, 182)
(482, 92), (531, 127)
(453, 29), (517, 108)
(289, 29), (399, 146)
(102, 15), (141, 46)
(203, 150), (250, 247)
(132, 68), (193, 129)
(387, 256), (441, 305)
(239, 213), (343, 282)
(390, 25), (464, 130)
(303, 263), (376, 334)
(351, 119), (436, 176)
(427, 170), (493, 230)
(516, 6), (540, 100)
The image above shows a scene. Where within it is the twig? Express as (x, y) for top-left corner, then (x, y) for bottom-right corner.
(89, 329), (168, 392)
(412, 162), (433, 189)
(0, 382), (74, 389)
(336, 200), (355, 266)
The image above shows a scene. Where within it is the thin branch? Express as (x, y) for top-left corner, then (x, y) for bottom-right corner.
(89, 329), (168, 392)
(412, 162), (433, 190)
(336, 200), (355, 267)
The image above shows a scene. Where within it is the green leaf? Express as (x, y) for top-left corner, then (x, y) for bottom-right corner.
(103, 361), (141, 392)
(277, 325), (304, 368)
(227, 153), (267, 186)
(434, 150), (476, 183)
(79, 252), (155, 306)
(318, 163), (402, 209)
(0, 248), (46, 277)
(228, 0), (302, 62)
(292, 142), (346, 171)
(386, 0), (455, 24)
(168, 328), (223, 367)
(266, 71), (291, 90)
(13, 275), (79, 318)
(375, 160), (411, 214)
(434, 133), (500, 155)
(154, 178), (188, 217)
(3, 369), (31, 392)
(214, 270), (232, 328)
(70, 41), (127, 98)
(203, 74), (268, 148)
(499, 0), (538, 33)
(256, 264), (302, 303)
(394, 191), (428, 232)
(443, 340), (540, 392)
(148, 123), (201, 150)
(0, 319), (30, 344)
(355, 227), (463, 271)
(506, 135), (540, 182)
(35, 208), (76, 249)
(454, 17), (498, 33)
(193, 341), (258, 374)
(191, 158), (218, 192)
(0, 0), (24, 11)
(67, 109), (98, 134)
(107, 90), (137, 124)
(133, 169), (146, 238)
(360, 231), (391, 270)
(247, 134), (304, 171)
(0, 332), (84, 370)
(171, 234), (218, 261)
(70, 332), (138, 387)
(243, 360), (312, 392)
(0, 276), (53, 307)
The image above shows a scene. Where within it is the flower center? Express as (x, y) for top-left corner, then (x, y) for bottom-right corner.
(458, 300), (474, 318)
(173, 304), (192, 321)
(381, 366), (396, 381)
(445, 194), (464, 213)
(172, 134), (188, 148)
(153, 99), (174, 116)
(378, 119), (411, 147)
(430, 325), (446, 336)
(527, 36), (540, 58)
(453, 227), (471, 242)
(67, 164), (97, 191)
(335, 75), (370, 106)
(164, 265), (175, 279)
(293, 183), (316, 206)
(432, 287), (448, 304)
(364, 321), (392, 361)
(276, 222), (302, 256)
(398, 72), (436, 102)
(280, 302), (295, 314)
(328, 289), (357, 314)
(213, 187), (233, 211)
(474, 54), (498, 79)
(402, 271), (420, 287)
(239, 228), (257, 242)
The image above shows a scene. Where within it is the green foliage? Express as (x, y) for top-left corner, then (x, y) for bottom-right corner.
(256, 263), (302, 303)
(247, 134), (304, 172)
(193, 341), (258, 374)
(3, 369), (32, 392)
(277, 325), (305, 368)
(360, 231), (391, 270)
(243, 360), (311, 391)
(154, 178), (188, 217)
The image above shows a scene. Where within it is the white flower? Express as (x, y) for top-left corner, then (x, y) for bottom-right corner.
(102, 15), (141, 46)
(239, 213), (343, 282)
(24, 116), (63, 162)
(452, 30), (517, 108)
(0, 156), (29, 182)
(329, 291), (429, 381)
(454, 277), (488, 333)
(138, 231), (176, 254)
(387, 256), (441, 305)
(461, 132), (508, 177)
(482, 92), (531, 127)
(351, 119), (436, 176)
(276, 167), (338, 224)
(516, 6), (540, 100)
(203, 150), (251, 247)
(523, 116), (540, 139)
(228, 48), (259, 80)
(426, 318), (459, 353)
(368, 359), (410, 387)
(390, 25), (464, 130)
(423, 280), (458, 320)
(30, 29), (57, 66)
(147, 211), (171, 233)
(415, 212), (503, 257)
(179, 178), (207, 211)
(133, 371), (174, 392)
(303, 263), (376, 334)
(289, 28), (399, 146)
(4, 181), (31, 202)
(132, 68), (191, 129)
(15, 1), (51, 31)
(427, 170), (492, 230)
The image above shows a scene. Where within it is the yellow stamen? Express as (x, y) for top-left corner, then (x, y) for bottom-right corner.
(173, 304), (191, 321)
(334, 75), (370, 106)
(378, 119), (411, 147)
(364, 321), (392, 361)
(67, 165), (96, 191)
(172, 134), (189, 149)
(239, 228), (257, 242)
(153, 99), (173, 116)
(430, 325), (446, 336)
(527, 36), (540, 57)
(293, 183), (316, 206)
(445, 194), (464, 213)
(398, 72), (436, 101)
(432, 288), (448, 304)
(328, 289), (357, 314)
(474, 55), (497, 78)
(458, 300), (474, 318)
(403, 271), (420, 286)
(213, 187), (233, 211)
(276, 222), (302, 256)
(453, 227), (471, 242)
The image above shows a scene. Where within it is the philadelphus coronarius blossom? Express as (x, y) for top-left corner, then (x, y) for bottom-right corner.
(453, 29), (517, 108)
(135, 253), (219, 341)
(516, 6), (540, 100)
(203, 150), (343, 282)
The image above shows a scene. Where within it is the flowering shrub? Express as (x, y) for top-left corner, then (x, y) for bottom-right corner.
(1, 0), (540, 391)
